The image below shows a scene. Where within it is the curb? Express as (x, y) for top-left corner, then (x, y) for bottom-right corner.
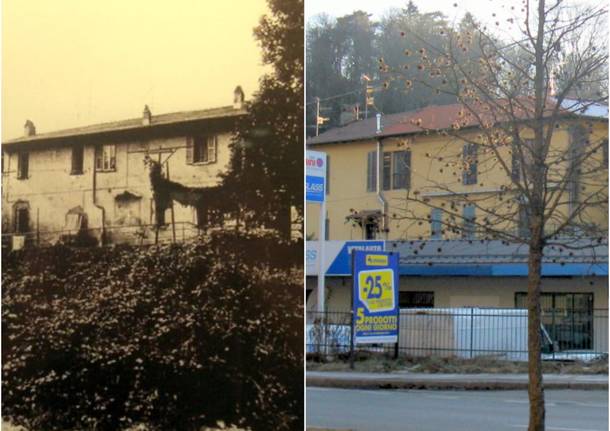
(306, 376), (608, 391)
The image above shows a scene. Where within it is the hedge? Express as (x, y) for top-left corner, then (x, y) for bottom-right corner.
(2, 232), (303, 430)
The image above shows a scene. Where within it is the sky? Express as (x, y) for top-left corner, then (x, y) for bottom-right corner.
(2, 0), (269, 140)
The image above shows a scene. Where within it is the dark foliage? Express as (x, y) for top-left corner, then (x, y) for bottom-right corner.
(222, 0), (304, 238)
(2, 232), (303, 430)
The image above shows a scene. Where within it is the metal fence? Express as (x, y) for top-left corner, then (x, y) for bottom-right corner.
(2, 222), (209, 250)
(306, 308), (609, 361)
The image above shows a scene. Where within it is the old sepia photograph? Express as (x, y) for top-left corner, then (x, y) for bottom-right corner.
(2, 0), (303, 430)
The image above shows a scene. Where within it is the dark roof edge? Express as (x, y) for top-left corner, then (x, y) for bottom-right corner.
(3, 106), (247, 146)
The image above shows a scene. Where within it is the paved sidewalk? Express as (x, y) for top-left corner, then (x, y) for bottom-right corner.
(307, 371), (608, 390)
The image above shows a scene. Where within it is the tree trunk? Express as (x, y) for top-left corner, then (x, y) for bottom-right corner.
(527, 237), (545, 431)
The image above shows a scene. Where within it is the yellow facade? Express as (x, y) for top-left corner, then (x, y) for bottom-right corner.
(307, 119), (608, 241)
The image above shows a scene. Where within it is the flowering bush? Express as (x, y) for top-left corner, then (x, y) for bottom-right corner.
(2, 232), (303, 431)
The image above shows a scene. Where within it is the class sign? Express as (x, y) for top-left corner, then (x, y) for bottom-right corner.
(306, 150), (326, 203)
(352, 251), (399, 344)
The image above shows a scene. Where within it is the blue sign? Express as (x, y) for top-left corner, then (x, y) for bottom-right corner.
(306, 150), (326, 203)
(352, 251), (399, 344)
(306, 175), (325, 202)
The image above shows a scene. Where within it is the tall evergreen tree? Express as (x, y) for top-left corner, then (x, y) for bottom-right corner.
(223, 0), (304, 238)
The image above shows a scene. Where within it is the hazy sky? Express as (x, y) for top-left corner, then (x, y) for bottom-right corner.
(2, 0), (269, 140)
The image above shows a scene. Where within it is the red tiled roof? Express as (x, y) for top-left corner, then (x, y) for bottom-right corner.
(307, 99), (607, 146)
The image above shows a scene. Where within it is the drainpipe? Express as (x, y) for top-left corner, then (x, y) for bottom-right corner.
(376, 140), (388, 239)
(376, 115), (388, 239)
(92, 150), (106, 245)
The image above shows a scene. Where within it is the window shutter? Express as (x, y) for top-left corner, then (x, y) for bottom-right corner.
(462, 205), (475, 239)
(186, 137), (194, 164)
(511, 142), (520, 182)
(431, 208), (442, 239)
(95, 148), (101, 171)
(109, 145), (116, 170)
(325, 155), (330, 194)
(405, 150), (411, 189)
(366, 152), (373, 192)
(207, 136), (217, 163)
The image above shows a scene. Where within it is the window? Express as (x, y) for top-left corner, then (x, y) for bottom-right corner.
(515, 292), (593, 350)
(393, 151), (411, 189)
(430, 208), (442, 239)
(366, 151), (377, 192)
(17, 151), (29, 180)
(399, 291), (434, 308)
(518, 203), (529, 237)
(462, 204), (475, 239)
(196, 205), (223, 229)
(382, 150), (411, 190)
(71, 145), (84, 175)
(512, 139), (534, 183)
(364, 221), (377, 239)
(462, 143), (477, 185)
(14, 202), (30, 234)
(187, 135), (217, 164)
(95, 145), (116, 171)
(382, 152), (392, 190)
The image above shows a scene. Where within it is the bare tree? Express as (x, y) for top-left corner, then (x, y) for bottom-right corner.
(380, 1), (608, 430)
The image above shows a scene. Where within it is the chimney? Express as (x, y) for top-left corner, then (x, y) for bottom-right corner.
(233, 86), (245, 110)
(142, 105), (152, 126)
(376, 113), (382, 134)
(24, 120), (36, 137)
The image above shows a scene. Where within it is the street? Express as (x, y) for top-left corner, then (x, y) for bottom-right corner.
(307, 387), (608, 431)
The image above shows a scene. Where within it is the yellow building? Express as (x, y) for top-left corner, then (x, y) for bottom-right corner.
(2, 87), (246, 247)
(307, 102), (608, 242)
(306, 101), (608, 351)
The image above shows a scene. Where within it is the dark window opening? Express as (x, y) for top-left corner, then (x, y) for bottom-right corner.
(17, 152), (29, 180)
(71, 145), (84, 175)
(400, 291), (434, 308)
(364, 221), (377, 240)
(189, 135), (217, 164)
(15, 206), (30, 234)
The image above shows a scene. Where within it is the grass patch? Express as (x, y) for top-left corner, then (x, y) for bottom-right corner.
(307, 354), (608, 374)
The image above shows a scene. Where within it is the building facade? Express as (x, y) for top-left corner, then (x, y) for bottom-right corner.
(2, 87), (247, 247)
(305, 102), (609, 338)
